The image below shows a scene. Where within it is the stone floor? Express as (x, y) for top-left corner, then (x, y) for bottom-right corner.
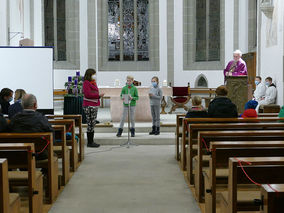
(49, 145), (201, 213)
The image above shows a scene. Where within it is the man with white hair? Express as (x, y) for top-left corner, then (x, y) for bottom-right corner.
(224, 50), (248, 78)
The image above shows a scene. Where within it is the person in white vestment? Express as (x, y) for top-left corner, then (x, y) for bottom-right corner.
(253, 76), (266, 102)
(256, 77), (277, 112)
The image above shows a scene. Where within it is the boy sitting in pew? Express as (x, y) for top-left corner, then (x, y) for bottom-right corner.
(8, 94), (53, 160)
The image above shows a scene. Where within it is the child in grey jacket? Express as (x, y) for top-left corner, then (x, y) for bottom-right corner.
(149, 76), (163, 135)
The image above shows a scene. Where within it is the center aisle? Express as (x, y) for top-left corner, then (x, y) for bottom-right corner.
(49, 145), (201, 213)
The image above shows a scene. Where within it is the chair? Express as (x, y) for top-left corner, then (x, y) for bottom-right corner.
(133, 80), (141, 86)
(169, 87), (190, 113)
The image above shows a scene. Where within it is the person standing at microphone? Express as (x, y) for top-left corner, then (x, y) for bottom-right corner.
(116, 76), (139, 137)
(224, 50), (247, 80)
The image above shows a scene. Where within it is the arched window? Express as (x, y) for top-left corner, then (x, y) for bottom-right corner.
(195, 74), (208, 88)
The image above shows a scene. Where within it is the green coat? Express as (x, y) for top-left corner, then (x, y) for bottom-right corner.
(120, 84), (139, 106)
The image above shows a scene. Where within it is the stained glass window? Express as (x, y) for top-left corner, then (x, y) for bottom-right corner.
(195, 0), (220, 62)
(44, 0), (66, 61)
(108, 0), (149, 62)
(108, 0), (120, 61)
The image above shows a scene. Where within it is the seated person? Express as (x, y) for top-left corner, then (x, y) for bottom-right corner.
(8, 89), (26, 119)
(0, 106), (8, 132)
(241, 100), (258, 118)
(208, 85), (238, 118)
(9, 94), (53, 160)
(279, 106), (284, 118)
(0, 88), (13, 115)
(257, 77), (277, 106)
(185, 96), (208, 118)
(253, 76), (266, 102)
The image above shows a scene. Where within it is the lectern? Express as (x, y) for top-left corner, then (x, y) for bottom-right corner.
(226, 76), (248, 113)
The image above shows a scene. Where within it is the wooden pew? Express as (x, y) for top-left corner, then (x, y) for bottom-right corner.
(48, 119), (78, 172)
(52, 125), (70, 186)
(186, 122), (284, 185)
(0, 133), (58, 204)
(258, 113), (279, 117)
(195, 130), (284, 202)
(47, 115), (84, 161)
(0, 143), (43, 213)
(175, 114), (186, 161)
(181, 117), (284, 171)
(0, 158), (21, 213)
(204, 141), (284, 213)
(220, 157), (284, 213)
(261, 184), (284, 213)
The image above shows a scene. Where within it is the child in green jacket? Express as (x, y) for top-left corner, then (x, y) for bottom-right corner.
(116, 75), (139, 137)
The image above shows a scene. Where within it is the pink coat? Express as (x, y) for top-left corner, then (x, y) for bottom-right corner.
(83, 80), (100, 107)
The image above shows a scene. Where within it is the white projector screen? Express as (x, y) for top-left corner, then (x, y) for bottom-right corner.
(0, 47), (54, 110)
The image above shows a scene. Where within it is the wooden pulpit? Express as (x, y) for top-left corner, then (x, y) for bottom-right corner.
(226, 76), (248, 113)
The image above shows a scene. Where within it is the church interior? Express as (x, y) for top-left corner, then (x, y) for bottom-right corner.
(1, 0), (284, 212)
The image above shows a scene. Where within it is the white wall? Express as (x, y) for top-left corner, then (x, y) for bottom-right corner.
(0, 0), (8, 45)
(258, 0), (284, 105)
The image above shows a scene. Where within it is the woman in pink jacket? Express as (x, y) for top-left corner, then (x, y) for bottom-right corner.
(83, 69), (104, 147)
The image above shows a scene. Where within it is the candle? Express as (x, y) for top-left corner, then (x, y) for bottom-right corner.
(162, 80), (167, 87)
(68, 76), (72, 82)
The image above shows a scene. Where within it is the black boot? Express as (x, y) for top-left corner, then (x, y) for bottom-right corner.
(87, 132), (100, 148)
(155, 127), (160, 135)
(149, 126), (156, 135)
(116, 128), (123, 137)
(130, 128), (135, 137)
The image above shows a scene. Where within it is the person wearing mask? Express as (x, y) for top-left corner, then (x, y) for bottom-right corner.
(253, 76), (266, 102)
(9, 94), (53, 160)
(8, 89), (26, 119)
(208, 85), (238, 118)
(148, 76), (163, 135)
(257, 77), (277, 105)
(0, 88), (13, 115)
(185, 96), (208, 118)
(83, 68), (104, 148)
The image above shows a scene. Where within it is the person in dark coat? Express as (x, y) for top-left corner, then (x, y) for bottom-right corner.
(8, 89), (26, 119)
(9, 94), (53, 160)
(0, 106), (8, 132)
(0, 88), (13, 115)
(208, 85), (238, 118)
(186, 96), (208, 118)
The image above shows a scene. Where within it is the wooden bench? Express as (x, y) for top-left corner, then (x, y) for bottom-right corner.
(204, 141), (284, 213)
(220, 157), (284, 213)
(175, 114), (186, 160)
(52, 125), (70, 186)
(261, 184), (284, 213)
(181, 117), (284, 171)
(47, 115), (84, 161)
(0, 158), (21, 213)
(195, 130), (284, 202)
(186, 122), (284, 185)
(0, 133), (58, 204)
(257, 113), (279, 117)
(48, 119), (78, 172)
(0, 143), (43, 213)
(259, 104), (280, 113)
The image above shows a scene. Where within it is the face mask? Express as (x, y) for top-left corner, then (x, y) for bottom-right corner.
(91, 75), (96, 80)
(265, 82), (270, 86)
(152, 82), (157, 87)
(8, 97), (13, 102)
(255, 80), (260, 85)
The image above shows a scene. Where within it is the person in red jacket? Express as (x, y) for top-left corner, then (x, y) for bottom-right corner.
(83, 69), (104, 147)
